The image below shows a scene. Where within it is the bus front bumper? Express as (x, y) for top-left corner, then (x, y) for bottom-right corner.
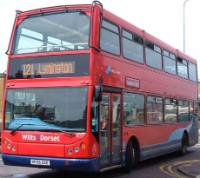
(2, 154), (100, 172)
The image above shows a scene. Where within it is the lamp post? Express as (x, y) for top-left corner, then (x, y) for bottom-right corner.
(183, 0), (192, 53)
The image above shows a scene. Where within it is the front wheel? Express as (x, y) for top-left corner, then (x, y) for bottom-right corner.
(123, 140), (139, 172)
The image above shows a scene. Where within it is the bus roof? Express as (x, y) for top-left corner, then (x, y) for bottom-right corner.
(15, 3), (197, 64)
(15, 4), (91, 17)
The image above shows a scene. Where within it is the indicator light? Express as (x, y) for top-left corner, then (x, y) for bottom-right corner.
(80, 142), (86, 149)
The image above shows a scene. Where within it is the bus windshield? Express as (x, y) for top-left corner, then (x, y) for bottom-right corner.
(13, 10), (90, 54)
(5, 87), (88, 132)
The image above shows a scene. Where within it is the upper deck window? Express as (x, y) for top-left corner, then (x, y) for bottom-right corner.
(163, 50), (176, 75)
(13, 11), (90, 54)
(145, 41), (162, 69)
(122, 29), (144, 63)
(100, 19), (120, 55)
(177, 57), (188, 79)
(189, 62), (197, 81)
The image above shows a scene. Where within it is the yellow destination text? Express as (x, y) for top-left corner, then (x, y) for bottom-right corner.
(23, 62), (75, 76)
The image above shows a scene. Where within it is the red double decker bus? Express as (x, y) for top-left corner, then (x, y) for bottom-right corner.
(2, 1), (198, 172)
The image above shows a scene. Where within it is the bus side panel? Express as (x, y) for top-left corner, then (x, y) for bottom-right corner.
(123, 121), (193, 161)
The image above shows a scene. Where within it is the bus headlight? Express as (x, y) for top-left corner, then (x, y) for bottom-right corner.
(12, 146), (16, 152)
(67, 149), (73, 155)
(7, 144), (11, 150)
(74, 147), (79, 153)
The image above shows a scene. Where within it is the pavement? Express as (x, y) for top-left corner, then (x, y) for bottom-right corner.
(178, 161), (200, 178)
(176, 131), (200, 178)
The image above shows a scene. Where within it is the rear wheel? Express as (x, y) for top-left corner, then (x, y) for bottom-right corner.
(180, 133), (188, 155)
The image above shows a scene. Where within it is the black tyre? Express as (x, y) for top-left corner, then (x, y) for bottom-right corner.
(123, 140), (139, 172)
(180, 133), (188, 155)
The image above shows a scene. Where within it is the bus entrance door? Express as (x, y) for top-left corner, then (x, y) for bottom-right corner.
(100, 92), (121, 167)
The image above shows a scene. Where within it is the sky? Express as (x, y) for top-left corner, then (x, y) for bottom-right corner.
(0, 0), (200, 77)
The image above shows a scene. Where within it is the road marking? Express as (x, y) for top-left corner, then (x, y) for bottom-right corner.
(160, 164), (187, 178)
(160, 160), (200, 178)
(160, 165), (176, 177)
(195, 144), (200, 148)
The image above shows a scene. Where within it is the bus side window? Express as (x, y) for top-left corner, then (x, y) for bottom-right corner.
(177, 57), (188, 79)
(163, 50), (176, 75)
(100, 19), (120, 55)
(145, 41), (162, 70)
(178, 100), (189, 122)
(123, 92), (144, 126)
(147, 96), (163, 124)
(164, 99), (177, 123)
(122, 29), (144, 64)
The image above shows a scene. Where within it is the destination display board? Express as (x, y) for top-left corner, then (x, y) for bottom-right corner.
(8, 54), (89, 79)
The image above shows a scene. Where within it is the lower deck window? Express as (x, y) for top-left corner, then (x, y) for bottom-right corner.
(147, 96), (163, 124)
(190, 101), (194, 114)
(178, 101), (189, 122)
(164, 99), (177, 123)
(124, 93), (144, 125)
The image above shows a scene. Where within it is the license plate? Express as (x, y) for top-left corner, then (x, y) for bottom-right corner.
(30, 159), (50, 166)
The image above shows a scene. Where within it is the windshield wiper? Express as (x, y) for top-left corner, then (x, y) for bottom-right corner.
(10, 123), (75, 137)
(11, 123), (42, 135)
(42, 127), (75, 137)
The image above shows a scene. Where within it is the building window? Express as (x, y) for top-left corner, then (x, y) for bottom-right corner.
(177, 57), (188, 79)
(163, 50), (176, 74)
(147, 96), (163, 124)
(100, 19), (120, 55)
(124, 93), (144, 125)
(122, 29), (144, 63)
(164, 99), (177, 123)
(178, 100), (189, 122)
(145, 41), (162, 69)
(189, 63), (197, 81)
